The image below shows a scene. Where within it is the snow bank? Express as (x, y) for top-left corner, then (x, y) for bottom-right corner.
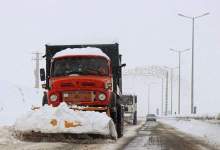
(0, 80), (43, 125)
(160, 118), (220, 147)
(14, 103), (117, 139)
(0, 126), (20, 145)
(170, 113), (217, 120)
(53, 47), (109, 59)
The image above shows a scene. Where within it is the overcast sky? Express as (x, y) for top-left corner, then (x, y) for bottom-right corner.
(0, 0), (219, 114)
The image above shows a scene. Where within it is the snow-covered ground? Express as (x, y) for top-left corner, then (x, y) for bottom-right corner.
(0, 126), (20, 145)
(160, 117), (220, 149)
(0, 117), (144, 150)
(0, 80), (43, 126)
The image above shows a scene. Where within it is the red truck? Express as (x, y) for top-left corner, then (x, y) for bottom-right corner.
(40, 43), (126, 137)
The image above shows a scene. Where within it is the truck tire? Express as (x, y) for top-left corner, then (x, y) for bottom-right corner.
(133, 111), (137, 125)
(116, 103), (124, 138)
(42, 93), (48, 106)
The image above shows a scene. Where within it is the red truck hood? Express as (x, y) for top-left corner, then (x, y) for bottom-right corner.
(50, 75), (111, 91)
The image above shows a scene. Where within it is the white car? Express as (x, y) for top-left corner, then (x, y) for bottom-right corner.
(146, 114), (157, 121)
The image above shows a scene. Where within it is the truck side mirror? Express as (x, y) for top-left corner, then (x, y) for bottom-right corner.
(120, 63), (126, 68)
(40, 68), (46, 81)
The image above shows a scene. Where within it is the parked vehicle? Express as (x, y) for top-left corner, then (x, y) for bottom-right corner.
(146, 114), (157, 121)
(121, 95), (137, 125)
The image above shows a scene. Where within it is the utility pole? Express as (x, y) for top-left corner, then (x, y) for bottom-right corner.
(178, 12), (209, 114)
(161, 78), (164, 115)
(165, 71), (168, 116)
(170, 48), (190, 114)
(32, 52), (42, 88)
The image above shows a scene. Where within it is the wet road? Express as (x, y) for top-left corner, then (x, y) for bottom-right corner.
(123, 121), (218, 150)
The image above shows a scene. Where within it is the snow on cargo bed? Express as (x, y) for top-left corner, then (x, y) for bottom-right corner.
(53, 47), (110, 59)
(14, 103), (117, 139)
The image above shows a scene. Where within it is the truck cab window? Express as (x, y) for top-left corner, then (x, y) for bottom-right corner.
(51, 57), (109, 77)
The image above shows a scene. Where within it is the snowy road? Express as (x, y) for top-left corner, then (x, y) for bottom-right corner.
(1, 119), (220, 150)
(0, 121), (144, 150)
(123, 121), (218, 150)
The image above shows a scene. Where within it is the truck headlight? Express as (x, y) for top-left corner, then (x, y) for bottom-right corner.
(50, 94), (58, 102)
(98, 93), (106, 101)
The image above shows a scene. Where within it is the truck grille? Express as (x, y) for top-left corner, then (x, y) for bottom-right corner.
(62, 91), (95, 103)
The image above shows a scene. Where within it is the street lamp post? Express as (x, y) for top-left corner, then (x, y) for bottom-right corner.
(178, 12), (209, 114)
(170, 48), (190, 114)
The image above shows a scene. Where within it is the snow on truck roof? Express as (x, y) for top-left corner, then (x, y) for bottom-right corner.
(53, 47), (110, 59)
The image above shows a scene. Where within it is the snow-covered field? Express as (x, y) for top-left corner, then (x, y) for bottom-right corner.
(0, 80), (43, 126)
(159, 117), (220, 149)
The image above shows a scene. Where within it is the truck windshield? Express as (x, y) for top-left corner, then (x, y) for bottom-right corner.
(51, 57), (109, 77)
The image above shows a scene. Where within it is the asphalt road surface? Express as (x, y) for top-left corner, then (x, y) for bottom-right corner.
(123, 121), (218, 150)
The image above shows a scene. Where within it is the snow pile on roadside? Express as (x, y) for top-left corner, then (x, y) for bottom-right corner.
(169, 113), (218, 120)
(53, 47), (109, 59)
(14, 103), (117, 139)
(0, 126), (20, 145)
(0, 80), (43, 126)
(160, 118), (220, 147)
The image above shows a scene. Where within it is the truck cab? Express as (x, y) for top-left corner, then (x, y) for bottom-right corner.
(40, 43), (126, 137)
(46, 48), (113, 108)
